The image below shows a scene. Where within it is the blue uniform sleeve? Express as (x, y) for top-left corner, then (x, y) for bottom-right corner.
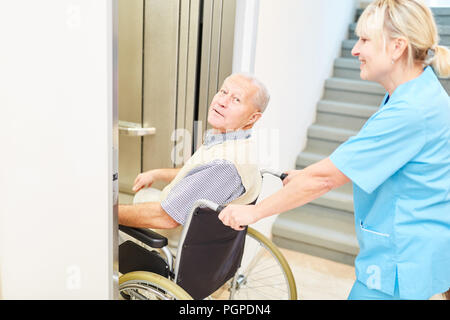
(330, 101), (426, 194)
(160, 160), (245, 225)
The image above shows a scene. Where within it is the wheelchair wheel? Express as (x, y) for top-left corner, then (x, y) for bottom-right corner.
(119, 271), (193, 300)
(226, 227), (297, 300)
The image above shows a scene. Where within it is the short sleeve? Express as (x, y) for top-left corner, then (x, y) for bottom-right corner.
(160, 160), (245, 225)
(330, 102), (426, 194)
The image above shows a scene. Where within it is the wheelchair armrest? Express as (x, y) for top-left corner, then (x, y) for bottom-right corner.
(119, 225), (168, 249)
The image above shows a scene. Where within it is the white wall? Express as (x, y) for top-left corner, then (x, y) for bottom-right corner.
(233, 0), (260, 73)
(427, 0), (450, 6)
(234, 0), (356, 237)
(0, 0), (118, 299)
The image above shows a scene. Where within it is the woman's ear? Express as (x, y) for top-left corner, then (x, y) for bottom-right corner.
(392, 37), (408, 61)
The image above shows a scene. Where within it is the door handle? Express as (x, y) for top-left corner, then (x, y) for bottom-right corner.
(118, 120), (156, 137)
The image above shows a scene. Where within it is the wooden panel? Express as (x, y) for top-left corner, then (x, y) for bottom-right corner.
(118, 0), (144, 193)
(197, 0), (237, 140)
(142, 0), (180, 189)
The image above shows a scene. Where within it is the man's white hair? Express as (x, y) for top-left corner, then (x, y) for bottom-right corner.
(226, 73), (271, 113)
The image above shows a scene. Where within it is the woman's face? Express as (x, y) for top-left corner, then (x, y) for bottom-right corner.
(351, 34), (393, 82)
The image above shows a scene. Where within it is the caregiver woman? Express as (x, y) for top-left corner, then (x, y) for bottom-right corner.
(219, 0), (450, 300)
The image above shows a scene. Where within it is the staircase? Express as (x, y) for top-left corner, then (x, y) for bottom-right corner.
(272, 8), (450, 266)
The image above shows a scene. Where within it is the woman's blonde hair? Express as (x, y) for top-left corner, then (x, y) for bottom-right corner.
(356, 0), (450, 78)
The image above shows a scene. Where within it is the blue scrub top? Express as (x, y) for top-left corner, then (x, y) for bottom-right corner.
(330, 66), (450, 299)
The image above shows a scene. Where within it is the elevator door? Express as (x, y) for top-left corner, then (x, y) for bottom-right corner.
(118, 0), (144, 195)
(118, 0), (236, 197)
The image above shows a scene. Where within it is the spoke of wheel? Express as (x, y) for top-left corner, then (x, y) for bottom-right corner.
(242, 247), (265, 277)
(237, 286), (285, 299)
(243, 283), (288, 291)
(247, 272), (285, 282)
(247, 263), (281, 275)
(244, 276), (288, 292)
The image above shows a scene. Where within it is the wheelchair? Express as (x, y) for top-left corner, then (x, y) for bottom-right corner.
(118, 170), (297, 300)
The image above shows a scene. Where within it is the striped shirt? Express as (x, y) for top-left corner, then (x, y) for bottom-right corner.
(160, 129), (252, 225)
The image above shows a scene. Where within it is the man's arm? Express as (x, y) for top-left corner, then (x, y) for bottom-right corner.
(118, 202), (179, 229)
(219, 157), (350, 230)
(153, 168), (181, 183)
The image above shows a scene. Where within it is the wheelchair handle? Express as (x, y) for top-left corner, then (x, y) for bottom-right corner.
(204, 204), (247, 229)
(215, 205), (248, 229)
(210, 171), (288, 229)
(190, 199), (246, 227)
(193, 199), (222, 213)
(260, 169), (287, 181)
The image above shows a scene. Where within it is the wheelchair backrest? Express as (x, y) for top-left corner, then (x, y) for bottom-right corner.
(174, 206), (250, 300)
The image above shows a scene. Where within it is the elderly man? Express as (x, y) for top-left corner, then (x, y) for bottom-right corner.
(118, 73), (270, 231)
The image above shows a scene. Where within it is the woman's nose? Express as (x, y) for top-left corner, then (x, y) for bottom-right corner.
(351, 42), (360, 57)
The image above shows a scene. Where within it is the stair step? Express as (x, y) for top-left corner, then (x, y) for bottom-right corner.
(316, 109), (368, 131)
(325, 76), (385, 95)
(316, 100), (376, 132)
(301, 137), (342, 155)
(302, 124), (358, 155)
(318, 99), (378, 118)
(314, 188), (354, 212)
(434, 9), (450, 26)
(295, 151), (354, 211)
(272, 203), (359, 265)
(333, 57), (363, 79)
(296, 150), (326, 167)
(324, 77), (385, 106)
(295, 150), (353, 195)
(334, 57), (450, 92)
(341, 39), (356, 58)
(308, 123), (359, 143)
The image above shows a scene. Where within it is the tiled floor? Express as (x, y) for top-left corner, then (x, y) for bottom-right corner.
(278, 248), (355, 300)
(276, 247), (444, 300)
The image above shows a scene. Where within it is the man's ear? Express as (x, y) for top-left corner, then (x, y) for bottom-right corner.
(247, 112), (262, 126)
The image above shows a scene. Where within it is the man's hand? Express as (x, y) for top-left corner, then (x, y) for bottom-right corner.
(132, 171), (156, 192)
(218, 204), (260, 231)
(133, 168), (181, 192)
